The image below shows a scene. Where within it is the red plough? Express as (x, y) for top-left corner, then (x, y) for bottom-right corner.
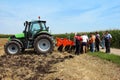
(56, 38), (75, 52)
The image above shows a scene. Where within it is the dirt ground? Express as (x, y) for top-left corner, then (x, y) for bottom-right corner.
(101, 48), (120, 56)
(0, 51), (120, 80)
(0, 38), (120, 80)
(0, 38), (8, 56)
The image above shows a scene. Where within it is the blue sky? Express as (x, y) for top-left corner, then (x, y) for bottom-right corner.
(0, 0), (120, 34)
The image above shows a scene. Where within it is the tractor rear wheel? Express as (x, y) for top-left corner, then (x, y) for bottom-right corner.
(34, 35), (53, 54)
(4, 41), (22, 55)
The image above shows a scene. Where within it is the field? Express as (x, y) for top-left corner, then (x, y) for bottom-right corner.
(0, 38), (120, 80)
(0, 38), (8, 48)
(0, 38), (8, 56)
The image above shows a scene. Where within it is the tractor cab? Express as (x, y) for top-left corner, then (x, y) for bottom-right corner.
(24, 20), (49, 39)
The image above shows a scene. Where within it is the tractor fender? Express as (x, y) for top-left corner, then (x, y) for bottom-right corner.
(10, 39), (24, 48)
(34, 32), (52, 39)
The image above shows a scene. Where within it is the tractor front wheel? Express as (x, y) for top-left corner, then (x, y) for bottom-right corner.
(34, 35), (53, 54)
(4, 41), (22, 55)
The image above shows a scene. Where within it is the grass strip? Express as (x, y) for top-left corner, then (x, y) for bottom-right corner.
(88, 52), (120, 66)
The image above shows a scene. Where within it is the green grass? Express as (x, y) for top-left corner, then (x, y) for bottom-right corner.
(88, 52), (120, 66)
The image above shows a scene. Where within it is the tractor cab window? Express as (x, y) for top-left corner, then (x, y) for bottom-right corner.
(29, 22), (40, 38)
(30, 22), (46, 32)
(29, 21), (47, 39)
(31, 23), (40, 32)
(40, 22), (46, 30)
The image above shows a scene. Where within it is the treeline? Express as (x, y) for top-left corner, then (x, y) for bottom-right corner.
(0, 34), (13, 38)
(1, 30), (120, 48)
(54, 29), (120, 49)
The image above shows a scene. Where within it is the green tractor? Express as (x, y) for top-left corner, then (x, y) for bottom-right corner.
(4, 19), (54, 55)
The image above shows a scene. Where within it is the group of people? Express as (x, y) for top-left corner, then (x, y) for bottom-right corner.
(74, 31), (112, 55)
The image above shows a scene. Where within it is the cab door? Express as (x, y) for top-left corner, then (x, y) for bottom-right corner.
(28, 22), (41, 39)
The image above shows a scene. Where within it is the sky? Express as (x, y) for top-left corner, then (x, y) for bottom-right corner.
(0, 0), (120, 34)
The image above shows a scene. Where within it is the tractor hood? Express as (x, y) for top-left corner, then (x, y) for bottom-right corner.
(8, 33), (25, 40)
(15, 33), (25, 38)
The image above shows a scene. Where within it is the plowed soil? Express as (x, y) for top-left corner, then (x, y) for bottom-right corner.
(0, 38), (120, 80)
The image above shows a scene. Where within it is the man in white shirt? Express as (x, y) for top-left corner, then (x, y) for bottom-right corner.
(81, 33), (89, 53)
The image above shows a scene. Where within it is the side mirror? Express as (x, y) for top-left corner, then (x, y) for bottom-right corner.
(24, 23), (25, 26)
(24, 21), (29, 26)
(46, 27), (49, 31)
(23, 30), (25, 33)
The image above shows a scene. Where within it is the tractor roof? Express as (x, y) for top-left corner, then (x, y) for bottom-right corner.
(30, 20), (46, 23)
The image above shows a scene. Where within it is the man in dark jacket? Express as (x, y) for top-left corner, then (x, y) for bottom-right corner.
(95, 32), (101, 52)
